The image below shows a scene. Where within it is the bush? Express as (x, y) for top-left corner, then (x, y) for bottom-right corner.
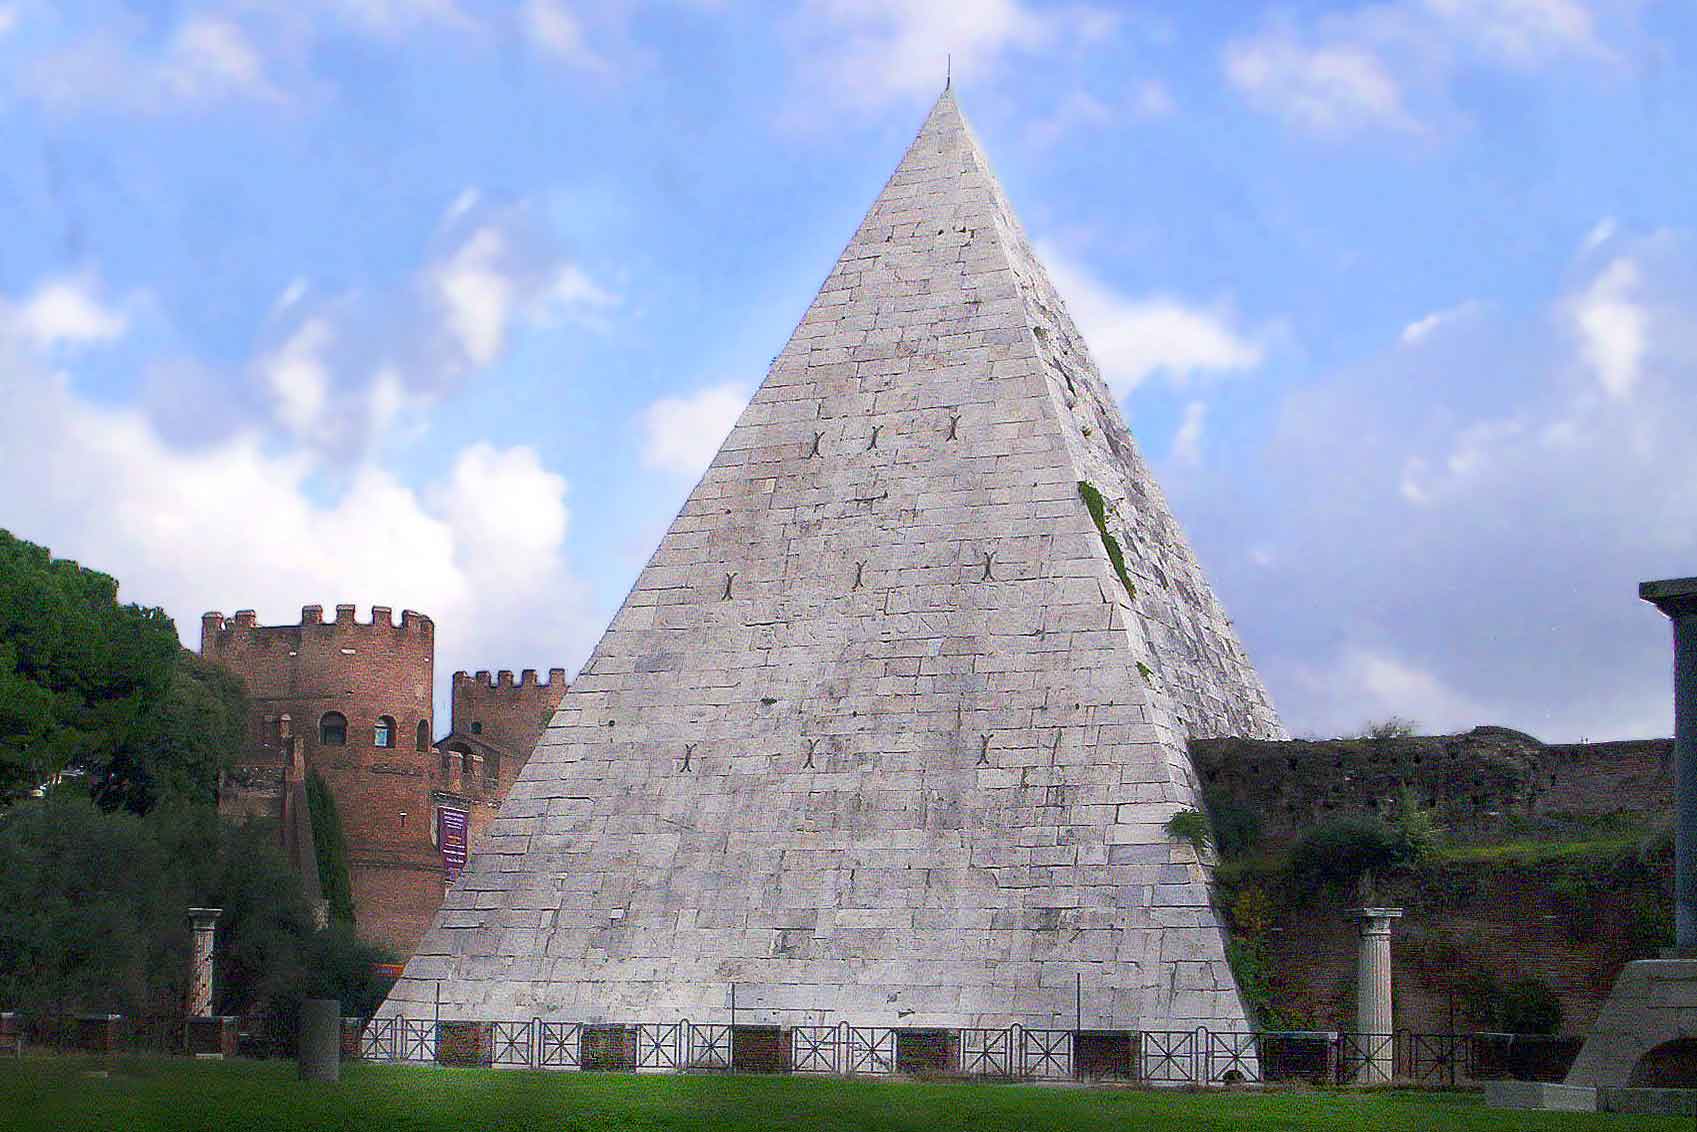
(1163, 808), (1211, 853)
(1496, 976), (1563, 1035)
(1360, 716), (1419, 740)
(1289, 815), (1405, 888)
(1203, 788), (1262, 859)
(1389, 785), (1442, 866)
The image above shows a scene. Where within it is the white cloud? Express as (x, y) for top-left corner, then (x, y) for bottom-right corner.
(430, 226), (515, 368)
(1224, 0), (1618, 137)
(1569, 256), (1646, 399)
(2, 276), (128, 350)
(1421, 0), (1606, 67)
(0, 5), (17, 37)
(260, 318), (335, 435)
(272, 278), (310, 318)
(1041, 246), (1264, 394)
(431, 443), (570, 590)
(163, 18), (279, 102)
(1133, 79), (1176, 118)
(522, 0), (608, 72)
(1224, 30), (1417, 135)
(1171, 400), (1206, 466)
(1398, 417), (1524, 505)
(787, 0), (1107, 112)
(1581, 216), (1617, 255)
(640, 382), (750, 479)
(533, 264), (621, 331)
(1400, 299), (1481, 346)
(1293, 646), (1488, 736)
(331, 0), (474, 35)
(0, 364), (597, 715)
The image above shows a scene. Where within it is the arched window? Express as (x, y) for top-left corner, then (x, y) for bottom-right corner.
(374, 715), (395, 749)
(416, 719), (430, 752)
(319, 712), (347, 746)
(470, 720), (483, 735)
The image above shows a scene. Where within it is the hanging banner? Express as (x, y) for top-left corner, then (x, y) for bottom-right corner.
(438, 806), (469, 880)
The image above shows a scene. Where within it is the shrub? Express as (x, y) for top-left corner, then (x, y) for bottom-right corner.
(1203, 787), (1262, 860)
(1164, 808), (1211, 853)
(1496, 976), (1563, 1035)
(1289, 815), (1404, 888)
(1389, 785), (1442, 866)
(1229, 885), (1275, 939)
(1360, 716), (1419, 741)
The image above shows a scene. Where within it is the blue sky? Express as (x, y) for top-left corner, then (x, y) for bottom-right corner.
(1, 0), (1692, 741)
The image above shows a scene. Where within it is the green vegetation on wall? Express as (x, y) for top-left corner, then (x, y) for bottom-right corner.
(1076, 482), (1135, 598)
(305, 771), (356, 925)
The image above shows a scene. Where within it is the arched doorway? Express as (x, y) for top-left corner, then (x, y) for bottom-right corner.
(1629, 1038), (1697, 1088)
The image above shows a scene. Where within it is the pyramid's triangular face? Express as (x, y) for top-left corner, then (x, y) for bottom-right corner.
(382, 91), (1283, 1032)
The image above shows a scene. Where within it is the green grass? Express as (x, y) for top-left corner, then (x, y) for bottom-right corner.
(1430, 835), (1643, 866)
(0, 1054), (1686, 1132)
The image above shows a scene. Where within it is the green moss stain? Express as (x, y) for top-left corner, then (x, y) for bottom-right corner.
(1077, 481), (1135, 598)
(1136, 660), (1154, 686)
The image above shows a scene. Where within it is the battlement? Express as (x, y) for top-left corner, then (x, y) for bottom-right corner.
(454, 667), (569, 690)
(201, 604), (434, 647)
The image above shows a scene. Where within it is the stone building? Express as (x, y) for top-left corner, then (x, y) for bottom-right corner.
(202, 605), (567, 955)
(381, 90), (1285, 1034)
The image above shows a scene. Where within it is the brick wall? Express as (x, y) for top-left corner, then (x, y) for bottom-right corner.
(449, 667), (569, 783)
(202, 604), (442, 955)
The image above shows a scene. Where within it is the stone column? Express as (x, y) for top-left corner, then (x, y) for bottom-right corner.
(1348, 907), (1403, 1083)
(1640, 577), (1697, 955)
(187, 907), (221, 1017)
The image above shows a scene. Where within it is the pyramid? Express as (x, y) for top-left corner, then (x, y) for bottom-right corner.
(380, 90), (1285, 1034)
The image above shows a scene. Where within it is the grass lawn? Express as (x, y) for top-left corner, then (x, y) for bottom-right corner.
(0, 1054), (1688, 1132)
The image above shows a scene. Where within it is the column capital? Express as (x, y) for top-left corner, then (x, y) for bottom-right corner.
(1346, 907), (1404, 934)
(1641, 577), (1697, 620)
(187, 907), (223, 929)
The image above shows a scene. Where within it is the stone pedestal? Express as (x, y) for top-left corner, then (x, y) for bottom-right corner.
(185, 1015), (238, 1058)
(299, 999), (340, 1082)
(75, 1014), (124, 1053)
(1347, 907), (1402, 1083)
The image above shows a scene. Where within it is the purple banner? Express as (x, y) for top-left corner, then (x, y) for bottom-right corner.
(438, 807), (468, 879)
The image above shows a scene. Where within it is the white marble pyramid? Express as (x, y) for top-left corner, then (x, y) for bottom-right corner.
(380, 89), (1285, 1033)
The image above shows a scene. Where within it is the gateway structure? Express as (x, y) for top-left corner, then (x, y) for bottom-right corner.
(380, 90), (1284, 1035)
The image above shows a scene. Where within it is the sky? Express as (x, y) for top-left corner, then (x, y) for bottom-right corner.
(1, 0), (1693, 743)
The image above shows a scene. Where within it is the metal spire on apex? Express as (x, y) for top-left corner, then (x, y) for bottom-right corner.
(945, 53), (951, 90)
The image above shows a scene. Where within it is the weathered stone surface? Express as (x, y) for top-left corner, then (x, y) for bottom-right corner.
(378, 90), (1282, 1032)
(1566, 960), (1697, 1087)
(1484, 1081), (1598, 1112)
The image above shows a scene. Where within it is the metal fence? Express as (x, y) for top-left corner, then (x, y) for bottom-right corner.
(345, 1018), (1584, 1085)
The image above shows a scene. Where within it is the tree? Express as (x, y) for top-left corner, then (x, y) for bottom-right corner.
(0, 530), (181, 802)
(92, 652), (248, 814)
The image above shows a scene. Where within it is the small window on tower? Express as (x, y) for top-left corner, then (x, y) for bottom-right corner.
(319, 712), (347, 746)
(470, 721), (482, 734)
(374, 715), (395, 749)
(416, 719), (430, 751)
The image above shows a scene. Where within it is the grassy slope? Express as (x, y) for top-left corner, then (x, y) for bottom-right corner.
(1, 1056), (1686, 1132)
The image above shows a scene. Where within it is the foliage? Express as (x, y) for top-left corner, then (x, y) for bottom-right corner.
(1203, 787), (1263, 860)
(0, 791), (385, 1030)
(1228, 885), (1275, 939)
(1495, 976), (1563, 1036)
(1288, 814), (1406, 888)
(306, 771), (356, 924)
(1624, 894), (1673, 959)
(1076, 482), (1135, 598)
(0, 530), (181, 803)
(1163, 808), (1211, 853)
(1388, 785), (1442, 867)
(90, 652), (249, 814)
(1360, 716), (1419, 741)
